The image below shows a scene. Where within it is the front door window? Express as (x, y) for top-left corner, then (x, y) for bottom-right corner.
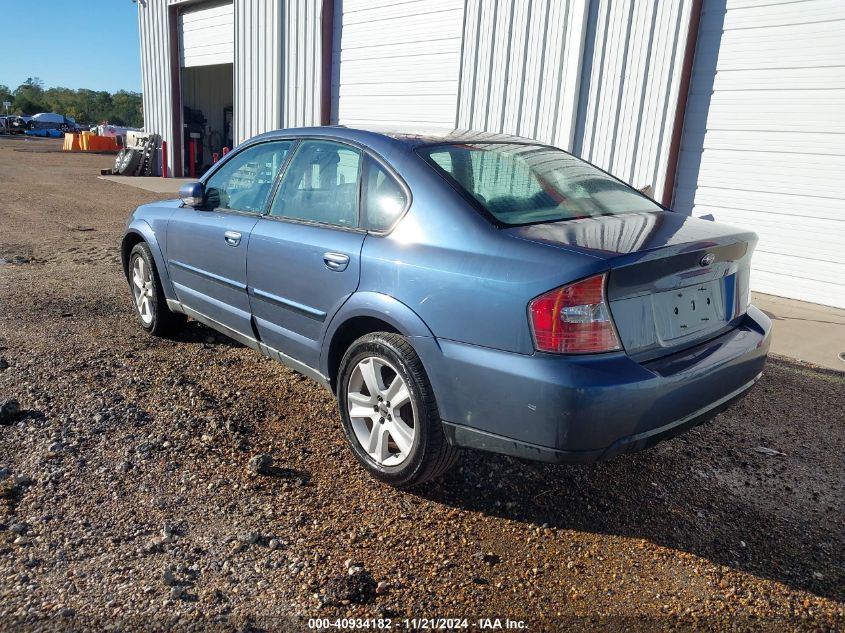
(204, 141), (293, 213)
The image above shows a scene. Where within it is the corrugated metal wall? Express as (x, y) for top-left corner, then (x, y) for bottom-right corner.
(456, 0), (590, 150)
(142, 0), (321, 166)
(234, 0), (321, 145)
(281, 0), (323, 128)
(138, 0), (173, 175)
(141, 0), (692, 188)
(234, 0), (283, 143)
(454, 0), (692, 199)
(574, 0), (693, 199)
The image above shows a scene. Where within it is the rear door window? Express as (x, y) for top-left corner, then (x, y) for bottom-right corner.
(268, 140), (362, 228)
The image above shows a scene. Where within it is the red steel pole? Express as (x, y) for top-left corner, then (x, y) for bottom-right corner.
(161, 140), (168, 178)
(189, 139), (196, 179)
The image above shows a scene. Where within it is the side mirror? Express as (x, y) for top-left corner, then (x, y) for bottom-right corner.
(179, 181), (205, 208)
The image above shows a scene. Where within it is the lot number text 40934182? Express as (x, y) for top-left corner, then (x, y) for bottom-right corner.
(307, 617), (528, 630)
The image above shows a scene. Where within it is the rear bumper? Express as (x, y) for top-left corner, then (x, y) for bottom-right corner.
(442, 373), (759, 463)
(424, 306), (771, 463)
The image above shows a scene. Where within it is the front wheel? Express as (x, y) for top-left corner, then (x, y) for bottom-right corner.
(128, 242), (185, 336)
(337, 333), (459, 487)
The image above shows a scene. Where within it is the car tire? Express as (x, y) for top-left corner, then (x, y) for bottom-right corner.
(115, 148), (141, 175)
(337, 332), (459, 487)
(113, 148), (127, 173)
(128, 242), (185, 337)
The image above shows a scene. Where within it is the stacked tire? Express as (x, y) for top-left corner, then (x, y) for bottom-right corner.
(114, 148), (142, 176)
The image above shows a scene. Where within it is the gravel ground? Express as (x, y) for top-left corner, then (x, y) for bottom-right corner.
(0, 137), (843, 632)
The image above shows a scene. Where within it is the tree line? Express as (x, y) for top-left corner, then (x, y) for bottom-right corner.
(0, 78), (143, 128)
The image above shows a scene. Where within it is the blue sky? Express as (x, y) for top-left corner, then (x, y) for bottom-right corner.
(1, 0), (141, 93)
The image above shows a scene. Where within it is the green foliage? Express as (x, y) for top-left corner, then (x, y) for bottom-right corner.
(0, 84), (13, 111)
(3, 77), (143, 127)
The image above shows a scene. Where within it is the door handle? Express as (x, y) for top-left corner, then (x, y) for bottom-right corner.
(323, 252), (350, 272)
(224, 230), (242, 247)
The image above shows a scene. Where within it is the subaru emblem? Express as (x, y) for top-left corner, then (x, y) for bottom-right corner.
(699, 253), (715, 267)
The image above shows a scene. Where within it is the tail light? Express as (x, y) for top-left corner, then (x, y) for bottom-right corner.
(528, 273), (621, 354)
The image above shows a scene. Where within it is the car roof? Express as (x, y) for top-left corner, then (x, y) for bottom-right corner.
(337, 125), (546, 146)
(251, 125), (550, 152)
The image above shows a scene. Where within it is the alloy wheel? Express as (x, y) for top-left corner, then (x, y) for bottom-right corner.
(346, 356), (416, 466)
(131, 255), (155, 325)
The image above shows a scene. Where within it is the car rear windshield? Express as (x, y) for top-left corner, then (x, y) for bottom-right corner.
(418, 143), (662, 226)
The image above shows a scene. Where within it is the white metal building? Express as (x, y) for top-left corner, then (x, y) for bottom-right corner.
(137, 0), (845, 309)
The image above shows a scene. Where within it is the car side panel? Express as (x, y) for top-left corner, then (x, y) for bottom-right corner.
(122, 208), (179, 302)
(166, 210), (260, 337)
(248, 220), (366, 368)
(318, 290), (439, 375)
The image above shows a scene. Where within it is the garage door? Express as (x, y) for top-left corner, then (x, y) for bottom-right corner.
(333, 0), (464, 127)
(673, 0), (845, 309)
(179, 1), (234, 68)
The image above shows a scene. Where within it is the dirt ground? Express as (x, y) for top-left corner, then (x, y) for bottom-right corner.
(0, 136), (843, 632)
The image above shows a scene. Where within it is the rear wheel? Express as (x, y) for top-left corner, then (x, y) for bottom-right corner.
(337, 333), (459, 487)
(128, 242), (185, 336)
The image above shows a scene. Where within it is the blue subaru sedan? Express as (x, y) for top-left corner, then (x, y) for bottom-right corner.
(121, 127), (771, 487)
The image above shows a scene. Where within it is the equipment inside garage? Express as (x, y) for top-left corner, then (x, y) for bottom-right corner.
(181, 64), (234, 175)
(178, 0), (234, 176)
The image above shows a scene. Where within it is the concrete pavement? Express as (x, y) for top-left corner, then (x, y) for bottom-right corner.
(98, 175), (194, 194)
(753, 293), (845, 371)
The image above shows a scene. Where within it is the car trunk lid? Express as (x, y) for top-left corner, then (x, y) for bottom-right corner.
(504, 211), (757, 361)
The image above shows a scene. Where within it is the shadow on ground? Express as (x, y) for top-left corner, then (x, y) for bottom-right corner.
(171, 321), (247, 348)
(414, 361), (844, 602)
